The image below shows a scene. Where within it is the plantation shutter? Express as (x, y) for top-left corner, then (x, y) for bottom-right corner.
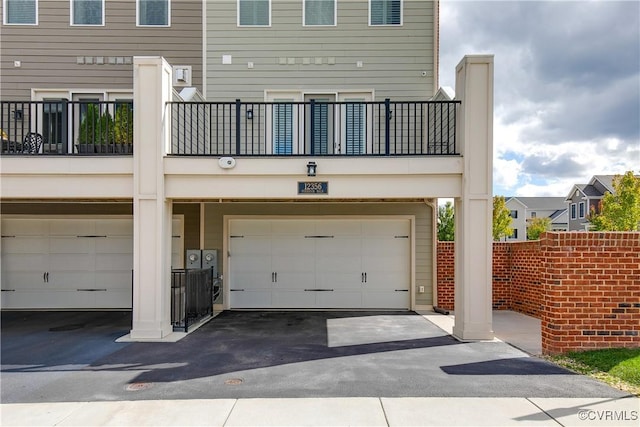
(273, 102), (293, 155)
(371, 0), (401, 25)
(305, 0), (335, 25)
(239, 0), (269, 26)
(73, 0), (103, 25)
(345, 100), (365, 155)
(312, 102), (330, 154)
(6, 0), (36, 24)
(139, 0), (169, 26)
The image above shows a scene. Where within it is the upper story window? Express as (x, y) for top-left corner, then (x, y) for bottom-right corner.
(570, 203), (577, 220)
(579, 202), (585, 218)
(137, 0), (170, 27)
(370, 0), (401, 26)
(304, 0), (335, 26)
(509, 210), (518, 219)
(530, 212), (536, 218)
(71, 0), (104, 26)
(238, 0), (270, 26)
(4, 0), (37, 25)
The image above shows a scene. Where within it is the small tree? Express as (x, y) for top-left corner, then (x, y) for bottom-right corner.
(589, 171), (640, 231)
(437, 201), (455, 241)
(493, 196), (513, 241)
(527, 217), (551, 240)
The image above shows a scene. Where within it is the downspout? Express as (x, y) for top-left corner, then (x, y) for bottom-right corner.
(424, 198), (449, 314)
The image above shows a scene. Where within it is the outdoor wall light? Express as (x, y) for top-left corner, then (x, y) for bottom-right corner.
(246, 109), (253, 120)
(306, 161), (317, 177)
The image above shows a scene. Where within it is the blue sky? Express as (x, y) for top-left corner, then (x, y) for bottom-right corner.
(438, 0), (640, 197)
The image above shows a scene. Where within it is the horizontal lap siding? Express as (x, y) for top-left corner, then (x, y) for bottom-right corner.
(207, 0), (435, 101)
(0, 1), (202, 99)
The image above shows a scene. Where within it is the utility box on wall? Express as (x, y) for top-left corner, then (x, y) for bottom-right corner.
(185, 249), (218, 276)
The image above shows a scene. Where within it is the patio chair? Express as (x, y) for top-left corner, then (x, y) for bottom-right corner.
(23, 132), (43, 154)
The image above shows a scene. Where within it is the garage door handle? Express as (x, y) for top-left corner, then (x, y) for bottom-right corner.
(395, 289), (409, 292)
(1, 289), (16, 292)
(230, 289), (245, 292)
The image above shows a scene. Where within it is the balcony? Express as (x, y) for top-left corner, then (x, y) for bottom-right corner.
(1, 101), (133, 155)
(170, 99), (459, 157)
(1, 99), (459, 158)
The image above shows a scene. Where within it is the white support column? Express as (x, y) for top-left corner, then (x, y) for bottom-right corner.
(130, 57), (174, 340)
(452, 55), (494, 341)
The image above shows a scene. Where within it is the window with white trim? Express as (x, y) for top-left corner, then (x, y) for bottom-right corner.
(138, 0), (170, 26)
(71, 0), (103, 26)
(570, 203), (577, 220)
(579, 202), (585, 218)
(4, 0), (37, 25)
(304, 0), (335, 26)
(238, 0), (270, 26)
(370, 0), (401, 26)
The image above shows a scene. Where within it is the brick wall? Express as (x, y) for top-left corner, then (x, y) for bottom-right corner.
(540, 232), (640, 354)
(436, 232), (640, 354)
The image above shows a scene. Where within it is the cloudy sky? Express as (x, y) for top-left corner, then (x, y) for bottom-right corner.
(438, 0), (640, 197)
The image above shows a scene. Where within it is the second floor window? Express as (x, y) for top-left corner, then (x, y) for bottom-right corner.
(71, 0), (103, 26)
(304, 0), (335, 26)
(370, 0), (401, 26)
(510, 210), (518, 219)
(138, 0), (169, 26)
(238, 0), (270, 26)
(579, 202), (585, 218)
(571, 203), (577, 220)
(4, 0), (37, 25)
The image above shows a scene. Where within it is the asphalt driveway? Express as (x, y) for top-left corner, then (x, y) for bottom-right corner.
(1, 310), (631, 404)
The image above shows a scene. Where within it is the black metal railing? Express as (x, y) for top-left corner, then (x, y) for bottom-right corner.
(1, 100), (133, 155)
(171, 267), (219, 332)
(170, 99), (459, 156)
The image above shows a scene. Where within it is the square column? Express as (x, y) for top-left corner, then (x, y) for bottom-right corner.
(130, 57), (174, 339)
(452, 55), (494, 340)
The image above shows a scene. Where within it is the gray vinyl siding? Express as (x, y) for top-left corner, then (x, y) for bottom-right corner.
(206, 0), (436, 101)
(203, 202), (434, 306)
(0, 1), (202, 99)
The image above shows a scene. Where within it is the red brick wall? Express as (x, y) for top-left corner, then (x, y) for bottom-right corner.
(436, 242), (455, 310)
(436, 232), (640, 354)
(540, 232), (640, 354)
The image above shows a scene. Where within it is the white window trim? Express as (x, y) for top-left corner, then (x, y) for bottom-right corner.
(579, 201), (586, 219)
(237, 0), (271, 27)
(570, 203), (577, 220)
(136, 0), (171, 27)
(303, 0), (337, 27)
(3, 0), (38, 25)
(70, 0), (105, 26)
(368, 0), (403, 27)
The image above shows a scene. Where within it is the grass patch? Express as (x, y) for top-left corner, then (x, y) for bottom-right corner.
(550, 347), (640, 396)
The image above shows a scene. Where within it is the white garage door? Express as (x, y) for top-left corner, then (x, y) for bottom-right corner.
(228, 218), (411, 309)
(1, 217), (134, 309)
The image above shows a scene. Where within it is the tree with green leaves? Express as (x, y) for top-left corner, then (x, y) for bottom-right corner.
(589, 171), (640, 231)
(437, 201), (455, 241)
(493, 196), (513, 241)
(527, 217), (551, 240)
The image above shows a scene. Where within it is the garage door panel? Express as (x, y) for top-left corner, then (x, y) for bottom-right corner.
(316, 272), (361, 290)
(1, 272), (46, 290)
(271, 220), (315, 236)
(2, 237), (48, 253)
(1, 253), (47, 270)
(315, 220), (361, 236)
(93, 289), (132, 308)
(2, 219), (48, 235)
(362, 220), (409, 236)
(272, 290), (316, 308)
(96, 237), (133, 254)
(231, 272), (271, 290)
(50, 219), (94, 236)
(95, 219), (133, 236)
(230, 220), (272, 236)
(363, 290), (409, 309)
(272, 272), (315, 289)
(49, 237), (94, 254)
(95, 253), (133, 270)
(49, 254), (94, 271)
(230, 290), (272, 308)
(317, 291), (362, 308)
(95, 271), (132, 289)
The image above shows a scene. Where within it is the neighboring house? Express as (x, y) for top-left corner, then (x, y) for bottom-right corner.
(1, 1), (496, 341)
(505, 197), (568, 241)
(565, 175), (616, 231)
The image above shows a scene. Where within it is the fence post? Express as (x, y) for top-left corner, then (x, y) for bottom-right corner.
(384, 98), (391, 155)
(235, 99), (241, 155)
(310, 99), (316, 155)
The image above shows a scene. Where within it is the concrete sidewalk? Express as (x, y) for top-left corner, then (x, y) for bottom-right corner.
(2, 396), (639, 426)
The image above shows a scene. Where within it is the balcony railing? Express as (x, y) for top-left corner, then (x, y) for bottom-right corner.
(170, 99), (459, 156)
(171, 267), (220, 332)
(1, 101), (133, 155)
